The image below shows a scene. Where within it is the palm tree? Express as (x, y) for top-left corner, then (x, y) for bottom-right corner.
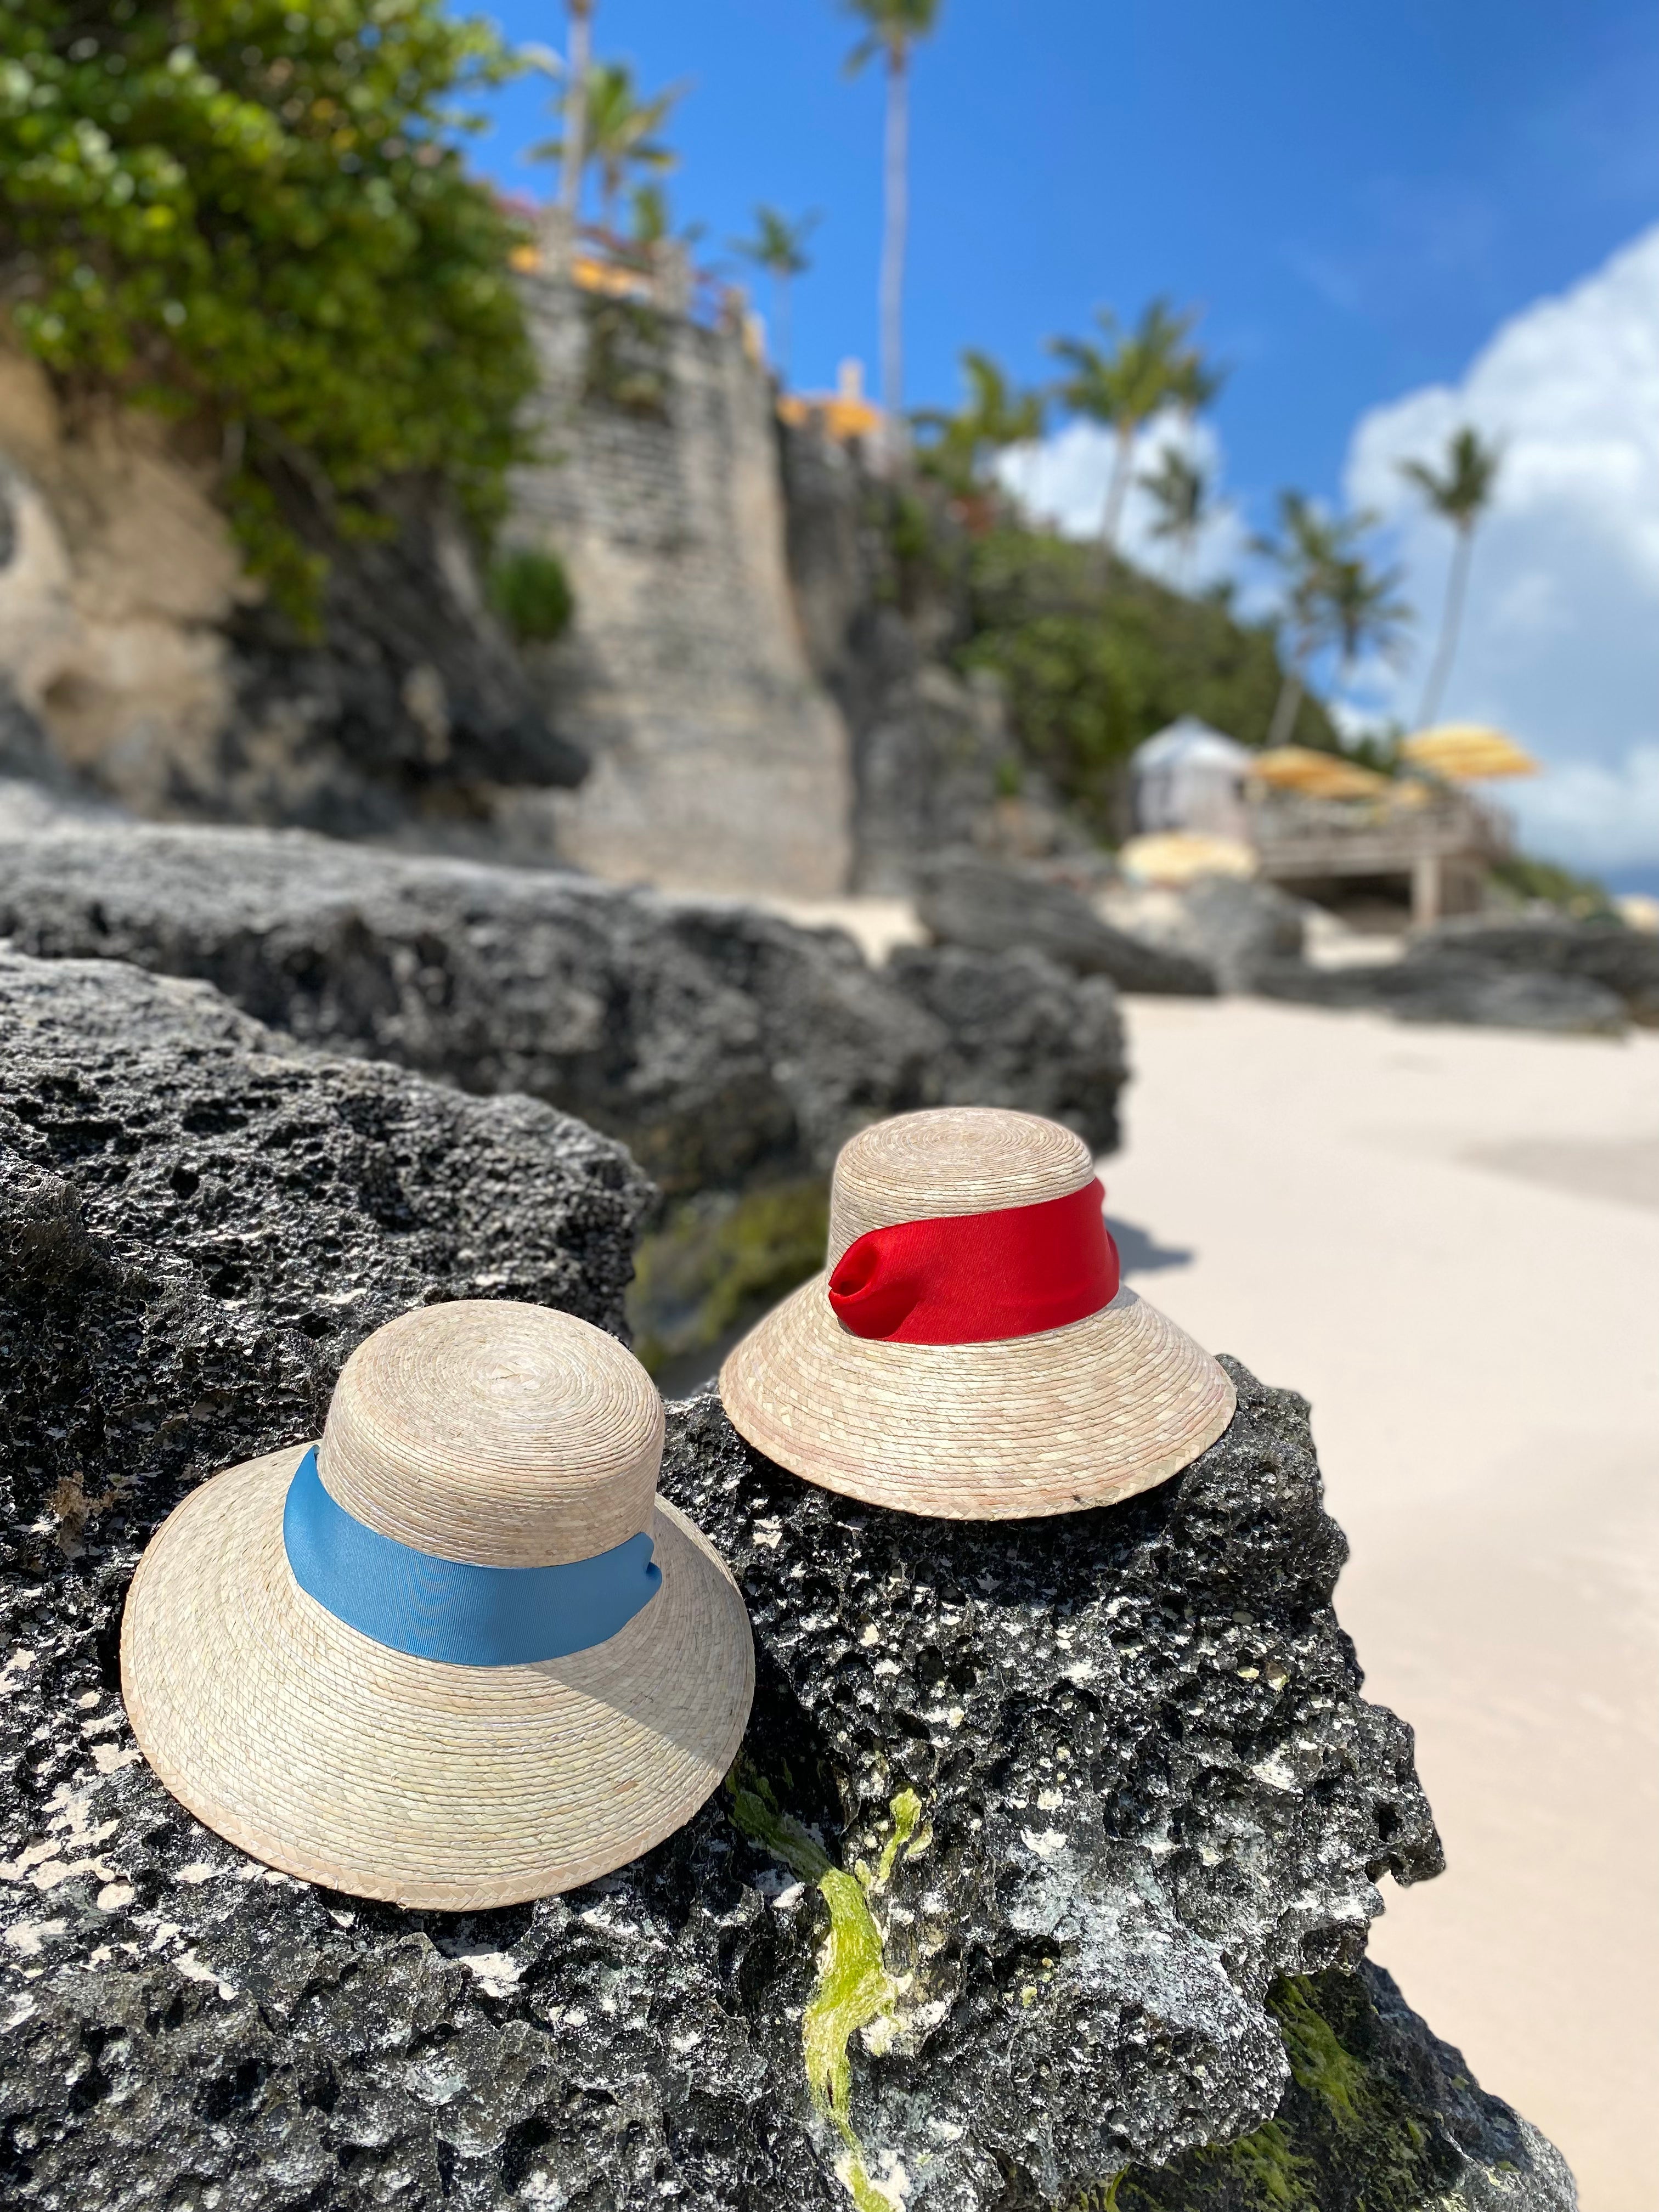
(732, 206), (821, 382)
(912, 348), (1043, 497)
(1399, 425), (1501, 727)
(1141, 444), (1209, 589)
(1326, 552), (1410, 685)
(844, 0), (945, 443)
(1259, 493), (1406, 747)
(1050, 298), (1225, 558)
(532, 61), (684, 238)
(559, 0), (594, 218)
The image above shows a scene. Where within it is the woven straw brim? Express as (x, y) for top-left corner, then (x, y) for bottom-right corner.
(719, 1280), (1235, 1518)
(121, 1447), (754, 1909)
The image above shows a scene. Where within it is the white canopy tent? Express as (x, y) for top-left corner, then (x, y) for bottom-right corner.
(1130, 718), (1255, 841)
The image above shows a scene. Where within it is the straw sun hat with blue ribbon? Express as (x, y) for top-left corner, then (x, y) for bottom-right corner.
(122, 1301), (754, 1909)
(720, 1107), (1235, 1519)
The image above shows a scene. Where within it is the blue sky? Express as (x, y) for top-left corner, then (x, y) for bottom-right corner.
(466, 0), (1657, 506)
(461, 2), (1659, 883)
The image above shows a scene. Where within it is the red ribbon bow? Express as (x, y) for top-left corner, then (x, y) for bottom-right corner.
(827, 1177), (1120, 1345)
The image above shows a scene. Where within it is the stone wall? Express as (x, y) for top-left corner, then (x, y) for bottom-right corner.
(509, 278), (854, 895)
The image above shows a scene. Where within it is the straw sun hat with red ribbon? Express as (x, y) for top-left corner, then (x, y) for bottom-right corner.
(720, 1107), (1235, 1518)
(122, 1301), (754, 1909)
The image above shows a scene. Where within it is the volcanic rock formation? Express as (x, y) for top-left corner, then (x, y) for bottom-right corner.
(916, 849), (1219, 995)
(0, 947), (1577, 2210)
(1254, 927), (1641, 1035)
(0, 810), (1128, 1189)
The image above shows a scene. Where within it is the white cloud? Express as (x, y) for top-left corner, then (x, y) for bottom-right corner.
(996, 410), (1249, 591)
(1344, 222), (1659, 874)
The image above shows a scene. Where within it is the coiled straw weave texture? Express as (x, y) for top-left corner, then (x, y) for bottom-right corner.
(123, 1305), (753, 1908)
(721, 1107), (1235, 1519)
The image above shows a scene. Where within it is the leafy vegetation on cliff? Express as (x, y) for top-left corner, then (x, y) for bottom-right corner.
(957, 524), (1340, 833)
(0, 0), (535, 618)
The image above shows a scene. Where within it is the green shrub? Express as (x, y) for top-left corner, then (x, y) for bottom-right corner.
(581, 294), (670, 419)
(487, 546), (573, 644)
(0, 0), (538, 622)
(1487, 853), (1618, 921)
(960, 526), (1340, 834)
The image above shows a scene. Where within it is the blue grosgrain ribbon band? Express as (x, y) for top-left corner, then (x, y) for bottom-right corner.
(281, 1448), (661, 1666)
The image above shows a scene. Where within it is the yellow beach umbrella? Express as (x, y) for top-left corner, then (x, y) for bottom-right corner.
(1118, 832), (1257, 887)
(1401, 725), (1538, 780)
(1249, 746), (1390, 800)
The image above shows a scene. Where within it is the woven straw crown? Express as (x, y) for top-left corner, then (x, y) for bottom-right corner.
(318, 1300), (664, 1568)
(122, 1299), (753, 1907)
(720, 1104), (1237, 1519)
(827, 1107), (1094, 1265)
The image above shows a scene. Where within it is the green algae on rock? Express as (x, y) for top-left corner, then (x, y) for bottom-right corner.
(629, 1178), (830, 1383)
(1107, 1965), (1577, 2211)
(728, 1767), (931, 2211)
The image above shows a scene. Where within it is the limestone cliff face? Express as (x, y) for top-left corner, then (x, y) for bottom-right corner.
(0, 304), (1036, 893)
(0, 353), (244, 811)
(0, 351), (584, 838)
(506, 276), (855, 896)
(778, 414), (1019, 892)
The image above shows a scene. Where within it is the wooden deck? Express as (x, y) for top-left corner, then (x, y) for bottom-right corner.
(1249, 788), (1511, 922)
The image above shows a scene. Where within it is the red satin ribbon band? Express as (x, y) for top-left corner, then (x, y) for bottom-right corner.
(827, 1177), (1120, 1345)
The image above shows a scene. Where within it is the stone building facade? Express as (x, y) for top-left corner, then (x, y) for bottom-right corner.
(509, 274), (854, 895)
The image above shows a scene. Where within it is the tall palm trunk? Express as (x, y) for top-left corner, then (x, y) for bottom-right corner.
(774, 276), (793, 386)
(1267, 664), (1305, 748)
(1099, 422), (1135, 558)
(560, 0), (592, 217)
(1415, 522), (1474, 727)
(879, 46), (909, 450)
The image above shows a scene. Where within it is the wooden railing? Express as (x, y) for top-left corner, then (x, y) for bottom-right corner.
(1249, 784), (1513, 877)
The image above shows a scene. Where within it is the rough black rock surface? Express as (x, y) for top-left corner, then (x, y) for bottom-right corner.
(0, 955), (1575, 2210)
(218, 474), (590, 839)
(917, 850), (1218, 995)
(1174, 876), (1308, 993)
(1113, 1962), (1577, 2211)
(1255, 952), (1628, 1036)
(0, 817), (1127, 1188)
(1409, 917), (1659, 1025)
(885, 943), (1128, 1140)
(0, 946), (653, 1512)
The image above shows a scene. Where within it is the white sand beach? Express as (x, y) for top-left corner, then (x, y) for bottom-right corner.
(1106, 998), (1659, 2212)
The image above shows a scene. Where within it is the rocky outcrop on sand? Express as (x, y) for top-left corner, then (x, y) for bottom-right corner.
(1255, 922), (1644, 1036)
(885, 940), (1130, 1128)
(1411, 917), (1659, 1024)
(916, 849), (1219, 994)
(0, 811), (1127, 1187)
(1103, 873), (1310, 994)
(0, 948), (1577, 2211)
